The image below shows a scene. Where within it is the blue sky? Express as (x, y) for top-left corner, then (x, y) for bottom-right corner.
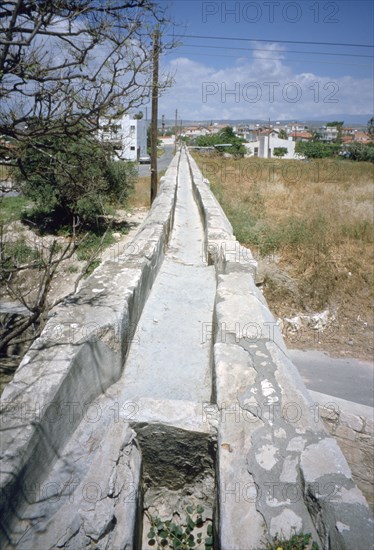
(156, 0), (374, 121)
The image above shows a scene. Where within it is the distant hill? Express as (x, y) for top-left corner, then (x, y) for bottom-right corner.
(158, 114), (372, 128)
(305, 114), (372, 125)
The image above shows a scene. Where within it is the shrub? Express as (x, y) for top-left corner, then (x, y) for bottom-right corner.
(13, 131), (136, 227)
(344, 142), (374, 163)
(295, 141), (341, 159)
(273, 147), (288, 158)
(195, 126), (247, 157)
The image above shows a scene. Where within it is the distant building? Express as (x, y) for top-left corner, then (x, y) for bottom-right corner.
(180, 126), (211, 138)
(98, 115), (147, 161)
(352, 131), (372, 143)
(291, 131), (313, 142)
(316, 125), (372, 143)
(342, 127), (356, 136)
(319, 126), (339, 142)
(244, 133), (297, 159)
(158, 135), (175, 146)
(236, 126), (260, 142)
(208, 123), (228, 133)
(286, 123), (309, 133)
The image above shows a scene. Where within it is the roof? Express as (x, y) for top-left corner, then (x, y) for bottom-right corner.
(292, 132), (313, 139)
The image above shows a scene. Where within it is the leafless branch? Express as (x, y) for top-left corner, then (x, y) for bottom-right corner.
(1, 0), (176, 161)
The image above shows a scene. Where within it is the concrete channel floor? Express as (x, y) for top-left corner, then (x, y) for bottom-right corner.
(114, 149), (216, 403)
(10, 149), (217, 548)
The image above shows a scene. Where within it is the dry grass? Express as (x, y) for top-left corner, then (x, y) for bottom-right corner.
(128, 175), (152, 208)
(194, 153), (374, 358)
(0, 164), (10, 181)
(128, 170), (166, 209)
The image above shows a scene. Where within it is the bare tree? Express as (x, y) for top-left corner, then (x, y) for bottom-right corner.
(0, 235), (75, 354)
(0, 0), (174, 161)
(0, 220), (119, 353)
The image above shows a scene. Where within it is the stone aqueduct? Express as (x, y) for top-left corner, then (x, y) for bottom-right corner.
(0, 149), (373, 548)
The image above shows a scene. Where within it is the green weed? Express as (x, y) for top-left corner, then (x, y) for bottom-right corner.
(146, 505), (213, 550)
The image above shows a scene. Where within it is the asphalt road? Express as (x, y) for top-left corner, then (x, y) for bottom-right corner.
(137, 145), (176, 177)
(290, 349), (374, 407)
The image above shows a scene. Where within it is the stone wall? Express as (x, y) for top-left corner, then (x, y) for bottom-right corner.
(0, 154), (180, 545)
(188, 149), (373, 549)
(309, 390), (374, 513)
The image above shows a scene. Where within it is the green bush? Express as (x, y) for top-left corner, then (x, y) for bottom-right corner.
(273, 147), (288, 158)
(13, 131), (136, 227)
(196, 126), (247, 157)
(105, 158), (137, 203)
(0, 196), (30, 223)
(344, 142), (374, 163)
(75, 232), (115, 262)
(1, 239), (40, 269)
(295, 141), (341, 159)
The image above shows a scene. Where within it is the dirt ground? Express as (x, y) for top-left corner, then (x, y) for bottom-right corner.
(0, 207), (148, 394)
(257, 255), (373, 362)
(48, 207), (149, 303)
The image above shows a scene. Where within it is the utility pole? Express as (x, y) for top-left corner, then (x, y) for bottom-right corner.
(174, 108), (178, 154)
(150, 29), (159, 205)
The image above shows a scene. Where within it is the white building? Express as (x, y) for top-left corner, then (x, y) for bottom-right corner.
(180, 126), (211, 138)
(244, 135), (297, 159)
(159, 135), (175, 146)
(286, 123), (309, 134)
(98, 115), (148, 161)
(319, 126), (338, 142)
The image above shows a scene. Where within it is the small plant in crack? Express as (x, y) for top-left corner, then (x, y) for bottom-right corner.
(145, 505), (213, 549)
(264, 531), (319, 550)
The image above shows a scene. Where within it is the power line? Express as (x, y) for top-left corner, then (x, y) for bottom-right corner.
(172, 49), (372, 68)
(169, 33), (374, 49)
(180, 43), (373, 59)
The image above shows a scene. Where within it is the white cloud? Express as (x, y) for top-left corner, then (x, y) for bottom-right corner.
(159, 44), (373, 120)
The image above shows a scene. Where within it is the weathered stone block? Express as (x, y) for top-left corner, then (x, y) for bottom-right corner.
(339, 410), (364, 432)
